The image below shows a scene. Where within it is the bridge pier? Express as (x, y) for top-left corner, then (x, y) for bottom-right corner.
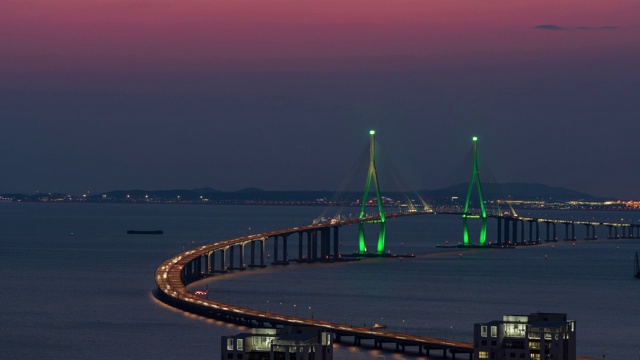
(563, 222), (576, 241)
(512, 218), (518, 245)
(273, 235), (278, 263)
(621, 226), (632, 239)
(220, 248), (227, 272)
(306, 231), (312, 260)
(202, 254), (209, 275)
(504, 218), (510, 244)
(320, 228), (330, 260)
(496, 217), (502, 245)
(272, 234), (290, 265)
(584, 224), (597, 240)
(298, 232), (303, 260)
(209, 251), (215, 273)
(312, 231), (318, 260)
(260, 239), (265, 266)
(284, 235), (288, 262)
(520, 219), (525, 244)
(544, 222), (557, 242)
(249, 241), (255, 267)
(527, 220), (535, 244)
(230, 244), (246, 270)
(333, 227), (340, 260)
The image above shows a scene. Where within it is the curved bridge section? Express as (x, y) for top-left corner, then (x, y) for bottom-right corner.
(154, 211), (474, 358)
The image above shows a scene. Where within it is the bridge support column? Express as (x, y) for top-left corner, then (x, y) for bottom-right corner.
(209, 251), (215, 273)
(584, 224), (595, 240)
(283, 235), (288, 263)
(504, 218), (510, 244)
(333, 227), (340, 260)
(239, 244), (245, 269)
(320, 228), (329, 260)
(563, 223), (570, 241)
(312, 231), (318, 260)
(229, 246), (235, 270)
(250, 241), (255, 267)
(306, 231), (312, 260)
(298, 232), (303, 260)
(606, 225), (617, 239)
(273, 235), (279, 262)
(496, 217), (502, 245)
(545, 222), (550, 242)
(184, 261), (191, 280)
(220, 248), (227, 272)
(260, 239), (265, 266)
(553, 222), (557, 241)
(512, 218), (518, 244)
(203, 254), (209, 275)
(520, 219), (525, 244)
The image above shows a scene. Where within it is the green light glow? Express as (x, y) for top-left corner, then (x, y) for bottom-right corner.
(462, 137), (487, 246)
(359, 130), (386, 254)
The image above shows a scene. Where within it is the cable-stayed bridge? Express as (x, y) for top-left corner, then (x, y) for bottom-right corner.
(155, 131), (622, 359)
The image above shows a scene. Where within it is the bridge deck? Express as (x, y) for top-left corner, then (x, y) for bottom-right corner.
(155, 212), (602, 359)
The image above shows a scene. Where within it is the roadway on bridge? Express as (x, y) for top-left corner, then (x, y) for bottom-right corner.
(155, 212), (599, 359)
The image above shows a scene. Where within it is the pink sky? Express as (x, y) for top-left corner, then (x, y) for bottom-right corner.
(2, 0), (638, 78)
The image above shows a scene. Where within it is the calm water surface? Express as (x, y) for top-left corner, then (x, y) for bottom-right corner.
(0, 203), (638, 359)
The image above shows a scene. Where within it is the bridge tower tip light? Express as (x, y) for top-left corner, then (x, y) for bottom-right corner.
(472, 136), (478, 141)
(370, 130), (376, 135)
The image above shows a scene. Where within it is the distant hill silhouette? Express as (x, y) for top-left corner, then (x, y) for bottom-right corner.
(2, 183), (602, 203)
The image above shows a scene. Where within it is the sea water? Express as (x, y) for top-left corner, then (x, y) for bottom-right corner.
(0, 202), (638, 359)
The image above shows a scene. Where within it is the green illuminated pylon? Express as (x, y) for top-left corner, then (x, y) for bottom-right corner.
(462, 137), (487, 246)
(358, 130), (386, 254)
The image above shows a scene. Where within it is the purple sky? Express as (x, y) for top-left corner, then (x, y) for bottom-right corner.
(1, 1), (639, 198)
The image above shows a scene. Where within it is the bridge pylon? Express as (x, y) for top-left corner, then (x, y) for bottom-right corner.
(358, 130), (386, 254)
(462, 137), (488, 246)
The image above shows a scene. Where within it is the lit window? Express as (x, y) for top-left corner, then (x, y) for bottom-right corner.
(491, 326), (497, 337)
(227, 339), (233, 351)
(544, 333), (552, 340)
(479, 351), (489, 359)
(237, 339), (243, 351)
(481, 326), (488, 337)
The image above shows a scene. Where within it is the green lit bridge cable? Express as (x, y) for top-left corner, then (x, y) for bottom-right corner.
(358, 130), (386, 254)
(462, 137), (487, 246)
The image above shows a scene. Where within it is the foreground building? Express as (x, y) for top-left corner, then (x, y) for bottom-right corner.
(221, 326), (333, 360)
(474, 312), (576, 360)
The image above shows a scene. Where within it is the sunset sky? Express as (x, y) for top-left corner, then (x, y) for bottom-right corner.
(1, 0), (639, 198)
